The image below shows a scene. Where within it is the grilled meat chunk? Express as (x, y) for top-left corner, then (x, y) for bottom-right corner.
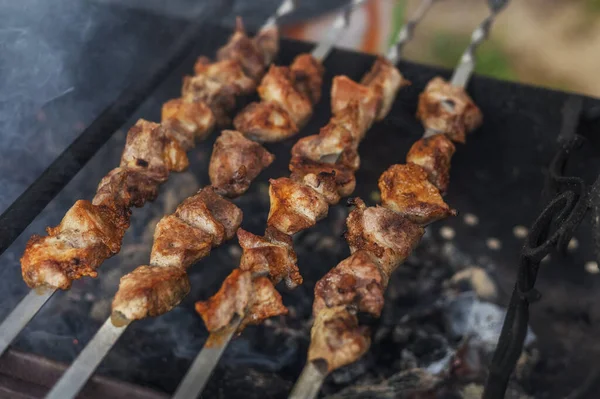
(234, 101), (298, 142)
(196, 269), (252, 333)
(21, 200), (125, 290)
(361, 56), (408, 120)
(209, 130), (275, 197)
(289, 158), (357, 199)
(175, 186), (243, 246)
(379, 163), (456, 225)
(217, 18), (266, 81)
(330, 76), (380, 139)
(267, 177), (329, 235)
(416, 77), (483, 143)
(345, 199), (424, 278)
(150, 215), (213, 269)
(93, 167), (159, 213)
(161, 98), (216, 150)
(259, 65), (313, 128)
(406, 135), (456, 194)
(112, 265), (190, 321)
(182, 74), (237, 126)
(313, 250), (386, 317)
(120, 119), (189, 181)
(239, 276), (288, 331)
(291, 122), (359, 169)
(308, 306), (371, 373)
(290, 53), (324, 105)
(238, 227), (301, 288)
(193, 57), (256, 95)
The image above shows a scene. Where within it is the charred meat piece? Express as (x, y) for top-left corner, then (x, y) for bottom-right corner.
(308, 306), (371, 373)
(289, 158), (357, 198)
(238, 227), (301, 289)
(161, 98), (216, 150)
(150, 215), (213, 269)
(290, 53), (324, 105)
(193, 57), (256, 95)
(112, 265), (190, 321)
(267, 177), (329, 235)
(209, 130), (275, 197)
(259, 65), (313, 128)
(406, 134), (456, 194)
(120, 119), (189, 181)
(330, 76), (381, 139)
(360, 56), (408, 121)
(239, 276), (288, 331)
(21, 200), (126, 290)
(93, 167), (159, 213)
(233, 101), (298, 142)
(196, 269), (252, 333)
(416, 77), (483, 143)
(313, 250), (386, 318)
(175, 186), (243, 246)
(297, 172), (342, 206)
(291, 122), (359, 170)
(217, 18), (266, 81)
(345, 199), (424, 278)
(379, 163), (456, 225)
(182, 74), (237, 126)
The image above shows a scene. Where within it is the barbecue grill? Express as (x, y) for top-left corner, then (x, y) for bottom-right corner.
(1, 1), (600, 398)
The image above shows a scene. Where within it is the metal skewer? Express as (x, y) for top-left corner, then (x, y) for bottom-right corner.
(289, 1), (510, 398)
(423, 0), (509, 139)
(45, 318), (128, 399)
(170, 3), (368, 398)
(0, 288), (55, 356)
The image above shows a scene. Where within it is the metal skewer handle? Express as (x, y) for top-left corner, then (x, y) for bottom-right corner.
(450, 0), (509, 88)
(312, 0), (368, 61)
(386, 0), (440, 64)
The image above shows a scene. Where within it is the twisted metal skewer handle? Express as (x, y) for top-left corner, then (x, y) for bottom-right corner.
(386, 0), (440, 64)
(263, 0), (297, 29)
(450, 0), (510, 88)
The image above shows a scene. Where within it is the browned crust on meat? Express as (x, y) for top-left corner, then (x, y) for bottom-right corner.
(308, 306), (371, 373)
(238, 227), (301, 288)
(406, 135), (456, 194)
(378, 163), (456, 225)
(290, 53), (324, 105)
(233, 101), (298, 142)
(112, 265), (190, 321)
(416, 77), (483, 143)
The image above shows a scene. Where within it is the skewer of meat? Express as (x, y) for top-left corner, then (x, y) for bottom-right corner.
(44, 3), (366, 399)
(0, 0), (293, 367)
(175, 2), (442, 398)
(290, 2), (509, 397)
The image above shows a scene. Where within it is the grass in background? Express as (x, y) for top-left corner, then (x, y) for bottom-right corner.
(431, 32), (517, 82)
(387, 0), (406, 49)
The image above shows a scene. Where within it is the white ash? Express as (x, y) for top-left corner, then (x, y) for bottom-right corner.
(444, 292), (536, 354)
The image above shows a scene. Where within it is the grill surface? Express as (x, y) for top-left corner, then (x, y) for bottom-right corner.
(0, 7), (599, 399)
